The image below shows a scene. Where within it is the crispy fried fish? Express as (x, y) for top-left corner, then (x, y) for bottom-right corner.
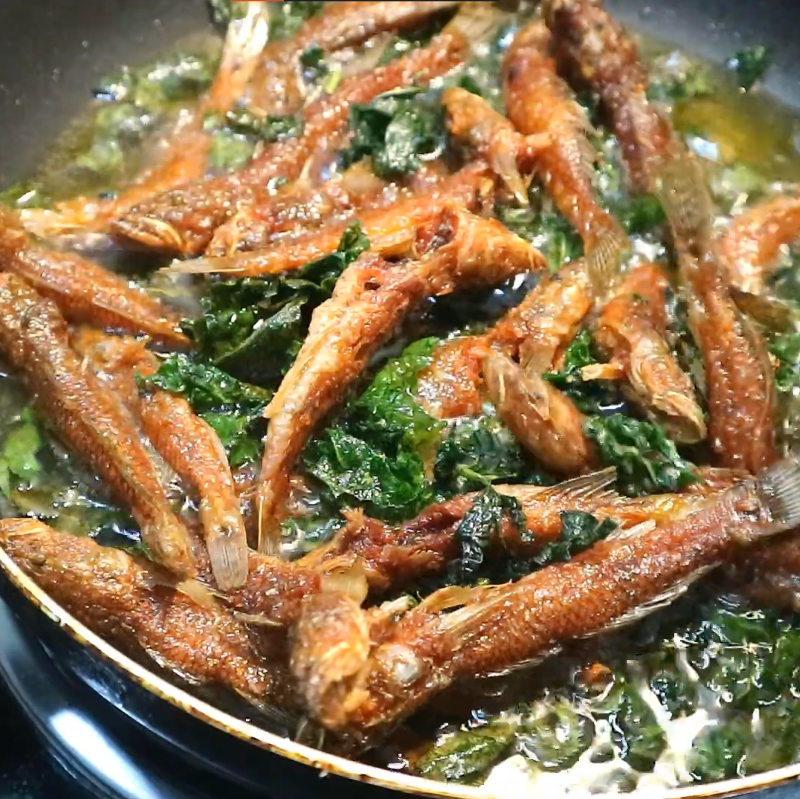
(168, 162), (494, 276)
(113, 7), (484, 256)
(656, 151), (778, 473)
(503, 20), (626, 253)
(594, 263), (706, 443)
(0, 210), (188, 349)
(257, 211), (547, 553)
(0, 275), (195, 577)
(294, 456), (800, 735)
(544, 0), (676, 193)
(0, 519), (269, 700)
(74, 331), (249, 591)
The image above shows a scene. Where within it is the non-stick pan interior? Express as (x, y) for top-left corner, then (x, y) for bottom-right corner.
(1, 0), (799, 186)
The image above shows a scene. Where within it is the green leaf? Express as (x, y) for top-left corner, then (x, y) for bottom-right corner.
(434, 415), (537, 495)
(0, 409), (43, 497)
(185, 222), (369, 386)
(349, 338), (444, 454)
(208, 128), (256, 172)
(690, 717), (750, 782)
(647, 62), (716, 103)
(417, 722), (518, 784)
(201, 412), (265, 469)
(616, 194), (667, 235)
(585, 414), (698, 496)
(532, 511), (617, 569)
(303, 428), (431, 521)
(771, 332), (800, 394)
(340, 89), (447, 179)
(449, 488), (526, 585)
(207, 0), (249, 27)
(727, 46), (772, 91)
(518, 700), (594, 772)
(269, 1), (325, 41)
(224, 109), (304, 142)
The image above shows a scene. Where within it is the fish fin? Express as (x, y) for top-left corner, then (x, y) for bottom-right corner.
(164, 256), (231, 275)
(759, 456), (800, 534)
(489, 131), (530, 206)
(730, 287), (796, 332)
(481, 647), (562, 678)
(444, 2), (505, 47)
(652, 148), (714, 256)
(206, 526), (249, 592)
(584, 224), (630, 297)
(233, 612), (284, 628)
(319, 557), (369, 604)
(417, 585), (491, 613)
(586, 566), (716, 636)
(536, 467), (618, 503)
(605, 519), (657, 542)
(174, 578), (221, 609)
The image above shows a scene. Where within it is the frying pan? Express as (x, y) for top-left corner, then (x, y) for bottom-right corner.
(1, 1), (800, 797)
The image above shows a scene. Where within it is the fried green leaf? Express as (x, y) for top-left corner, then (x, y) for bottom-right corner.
(727, 46), (772, 91)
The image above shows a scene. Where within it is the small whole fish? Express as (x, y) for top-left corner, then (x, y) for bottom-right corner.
(719, 194), (800, 296)
(443, 87), (550, 204)
(0, 210), (188, 349)
(656, 152), (778, 473)
(244, 1), (462, 116)
(483, 352), (597, 476)
(594, 263), (706, 443)
(167, 163), (495, 276)
(257, 211), (547, 553)
(503, 20), (627, 254)
(74, 331), (250, 591)
(0, 519), (271, 701)
(295, 456), (800, 737)
(113, 5), (488, 256)
(544, 0), (676, 194)
(0, 275), (195, 577)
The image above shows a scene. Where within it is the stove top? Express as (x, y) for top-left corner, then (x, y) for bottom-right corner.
(0, 597), (396, 799)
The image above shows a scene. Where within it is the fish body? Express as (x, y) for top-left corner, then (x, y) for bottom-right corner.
(75, 332), (249, 590)
(503, 20), (625, 252)
(594, 263), (705, 443)
(544, 0), (676, 193)
(168, 163), (494, 276)
(114, 16), (474, 256)
(0, 275), (195, 577)
(720, 194), (800, 296)
(298, 457), (800, 736)
(0, 210), (188, 349)
(0, 519), (269, 700)
(483, 352), (596, 476)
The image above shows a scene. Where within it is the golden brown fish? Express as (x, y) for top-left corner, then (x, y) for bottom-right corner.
(657, 151), (778, 473)
(245, 1), (461, 116)
(0, 275), (195, 577)
(443, 86), (550, 204)
(257, 211), (547, 552)
(168, 162), (495, 276)
(0, 209), (188, 349)
(544, 0), (677, 193)
(113, 7), (483, 256)
(293, 456), (800, 736)
(19, 4), (271, 240)
(594, 263), (706, 443)
(719, 194), (800, 296)
(73, 331), (249, 591)
(503, 20), (627, 254)
(484, 352), (597, 476)
(0, 519), (270, 701)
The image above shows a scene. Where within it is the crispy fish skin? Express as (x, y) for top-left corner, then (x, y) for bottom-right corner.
(484, 352), (597, 476)
(719, 195), (800, 296)
(168, 163), (495, 276)
(0, 519), (269, 700)
(298, 457), (800, 735)
(114, 21), (472, 256)
(0, 275), (195, 577)
(0, 210), (188, 349)
(245, 1), (461, 115)
(503, 20), (625, 251)
(257, 212), (547, 552)
(594, 263), (706, 443)
(544, 0), (676, 193)
(74, 332), (249, 591)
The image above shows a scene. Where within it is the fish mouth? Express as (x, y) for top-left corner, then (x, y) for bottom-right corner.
(112, 216), (186, 255)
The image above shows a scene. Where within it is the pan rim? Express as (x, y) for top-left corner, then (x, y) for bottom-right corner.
(2, 544), (800, 799)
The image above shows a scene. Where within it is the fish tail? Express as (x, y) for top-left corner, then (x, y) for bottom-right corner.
(759, 456), (800, 534)
(584, 223), (630, 297)
(730, 287), (797, 332)
(443, 2), (505, 46)
(205, 520), (250, 592)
